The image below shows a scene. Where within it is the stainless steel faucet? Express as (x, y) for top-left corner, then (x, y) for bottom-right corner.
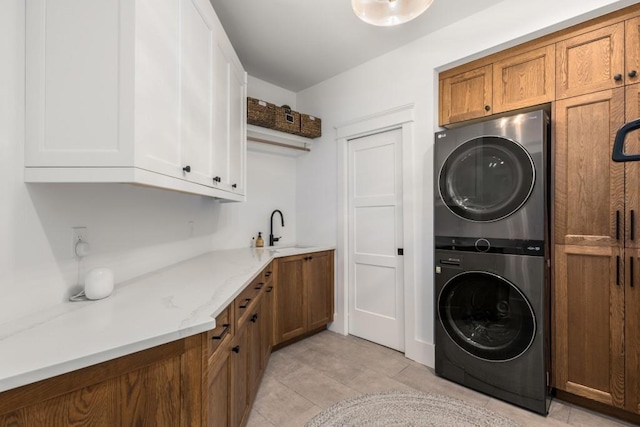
(270, 210), (284, 246)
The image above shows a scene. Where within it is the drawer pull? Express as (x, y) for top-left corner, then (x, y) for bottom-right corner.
(255, 282), (264, 290)
(211, 323), (230, 340)
(250, 313), (259, 323)
(266, 285), (273, 293)
(232, 345), (240, 354)
(265, 271), (272, 277)
(239, 298), (251, 309)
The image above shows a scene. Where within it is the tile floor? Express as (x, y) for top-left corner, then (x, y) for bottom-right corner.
(247, 330), (637, 427)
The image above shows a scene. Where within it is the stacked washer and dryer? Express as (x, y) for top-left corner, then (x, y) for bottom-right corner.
(434, 110), (552, 415)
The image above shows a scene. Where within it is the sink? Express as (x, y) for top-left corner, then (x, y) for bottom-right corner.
(270, 244), (315, 255)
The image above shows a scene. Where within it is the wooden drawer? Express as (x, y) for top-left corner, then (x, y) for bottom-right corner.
(207, 305), (233, 356)
(235, 278), (261, 325)
(264, 261), (275, 283)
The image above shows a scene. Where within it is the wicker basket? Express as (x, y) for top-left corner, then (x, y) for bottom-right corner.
(247, 97), (276, 128)
(274, 105), (301, 134)
(297, 114), (322, 138)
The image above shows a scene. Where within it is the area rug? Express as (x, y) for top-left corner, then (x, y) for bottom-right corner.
(305, 390), (520, 427)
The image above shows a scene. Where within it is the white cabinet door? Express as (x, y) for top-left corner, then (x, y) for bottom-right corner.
(228, 55), (247, 195)
(180, 0), (216, 187)
(134, 0), (182, 179)
(213, 30), (247, 195)
(25, 0), (133, 167)
(212, 42), (230, 190)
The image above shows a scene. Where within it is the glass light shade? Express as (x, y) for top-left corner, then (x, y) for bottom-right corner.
(352, 0), (434, 26)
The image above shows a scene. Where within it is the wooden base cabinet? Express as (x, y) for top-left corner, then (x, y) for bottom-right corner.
(0, 258), (304, 427)
(0, 336), (203, 426)
(274, 251), (334, 346)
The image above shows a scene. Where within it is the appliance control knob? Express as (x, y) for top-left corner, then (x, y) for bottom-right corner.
(475, 238), (491, 252)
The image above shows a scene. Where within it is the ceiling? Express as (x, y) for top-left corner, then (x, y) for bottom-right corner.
(209, 0), (504, 92)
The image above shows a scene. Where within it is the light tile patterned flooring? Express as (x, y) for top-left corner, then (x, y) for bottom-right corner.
(247, 331), (637, 427)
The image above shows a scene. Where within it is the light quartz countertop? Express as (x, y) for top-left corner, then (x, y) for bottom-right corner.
(0, 244), (334, 393)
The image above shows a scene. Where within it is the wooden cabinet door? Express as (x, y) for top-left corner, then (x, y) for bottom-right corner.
(261, 284), (274, 367)
(492, 45), (555, 113)
(0, 380), (119, 426)
(306, 252), (334, 331)
(206, 343), (232, 427)
(247, 297), (263, 400)
(556, 23), (625, 99)
(554, 88), (625, 247)
(626, 17), (640, 86)
(553, 244), (625, 407)
(231, 324), (249, 427)
(625, 84), (640, 249)
(439, 64), (492, 126)
(274, 255), (307, 344)
(626, 248), (640, 414)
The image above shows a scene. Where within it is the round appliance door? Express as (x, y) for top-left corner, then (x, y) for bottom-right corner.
(438, 136), (535, 222)
(438, 271), (536, 362)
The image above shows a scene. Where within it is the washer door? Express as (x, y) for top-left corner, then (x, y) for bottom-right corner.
(438, 136), (535, 222)
(438, 271), (536, 361)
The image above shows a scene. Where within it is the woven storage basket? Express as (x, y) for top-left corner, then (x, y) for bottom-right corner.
(247, 97), (276, 128)
(274, 105), (301, 134)
(297, 114), (322, 138)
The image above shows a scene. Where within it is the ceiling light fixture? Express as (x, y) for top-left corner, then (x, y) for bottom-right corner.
(352, 0), (434, 27)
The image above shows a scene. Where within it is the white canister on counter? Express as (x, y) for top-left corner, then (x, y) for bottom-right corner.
(84, 267), (114, 300)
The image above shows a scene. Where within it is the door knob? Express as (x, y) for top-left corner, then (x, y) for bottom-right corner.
(614, 73), (623, 81)
(213, 176), (221, 183)
(630, 70), (638, 78)
(183, 165), (191, 173)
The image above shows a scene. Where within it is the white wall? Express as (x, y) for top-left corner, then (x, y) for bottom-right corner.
(295, 0), (637, 366)
(248, 75), (297, 110)
(0, 2), (297, 325)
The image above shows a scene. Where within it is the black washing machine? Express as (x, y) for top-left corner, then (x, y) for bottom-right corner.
(434, 110), (549, 241)
(434, 238), (551, 415)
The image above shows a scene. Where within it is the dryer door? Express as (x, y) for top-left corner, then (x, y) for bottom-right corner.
(438, 136), (535, 222)
(438, 271), (536, 361)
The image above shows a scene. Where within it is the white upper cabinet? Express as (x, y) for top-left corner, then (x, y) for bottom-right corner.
(25, 0), (247, 201)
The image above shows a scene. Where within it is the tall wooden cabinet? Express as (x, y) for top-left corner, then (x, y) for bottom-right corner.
(553, 13), (640, 415)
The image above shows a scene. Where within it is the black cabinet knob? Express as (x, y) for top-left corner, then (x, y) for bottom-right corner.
(232, 345), (240, 353)
(232, 183), (237, 189)
(213, 176), (221, 183)
(614, 73), (623, 81)
(250, 313), (259, 323)
(183, 165), (191, 173)
(630, 70), (638, 78)
(484, 105), (491, 111)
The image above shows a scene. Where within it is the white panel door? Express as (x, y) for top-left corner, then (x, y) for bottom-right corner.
(348, 129), (404, 351)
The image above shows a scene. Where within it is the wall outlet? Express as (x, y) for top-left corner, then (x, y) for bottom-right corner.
(71, 226), (88, 257)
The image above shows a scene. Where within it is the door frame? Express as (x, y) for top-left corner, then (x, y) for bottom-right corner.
(334, 104), (419, 360)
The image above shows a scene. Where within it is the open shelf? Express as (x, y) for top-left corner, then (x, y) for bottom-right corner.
(246, 124), (314, 157)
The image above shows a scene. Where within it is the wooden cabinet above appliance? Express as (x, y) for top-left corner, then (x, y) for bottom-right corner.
(439, 45), (555, 126)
